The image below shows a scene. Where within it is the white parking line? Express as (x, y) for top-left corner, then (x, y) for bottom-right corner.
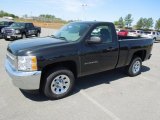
(80, 90), (121, 120)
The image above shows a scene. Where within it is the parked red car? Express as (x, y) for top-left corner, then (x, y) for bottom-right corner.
(118, 30), (128, 37)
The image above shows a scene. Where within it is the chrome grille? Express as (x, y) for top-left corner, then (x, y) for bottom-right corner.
(4, 29), (14, 35)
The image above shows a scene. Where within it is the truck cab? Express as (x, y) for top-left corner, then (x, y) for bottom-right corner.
(3, 22), (41, 40)
(5, 21), (153, 100)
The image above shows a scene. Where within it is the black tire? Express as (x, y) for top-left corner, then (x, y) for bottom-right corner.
(21, 33), (26, 39)
(126, 57), (142, 77)
(43, 68), (75, 100)
(5, 38), (10, 41)
(153, 37), (156, 42)
(36, 32), (40, 37)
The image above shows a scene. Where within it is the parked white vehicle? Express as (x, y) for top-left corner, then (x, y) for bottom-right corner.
(128, 30), (143, 37)
(141, 31), (160, 41)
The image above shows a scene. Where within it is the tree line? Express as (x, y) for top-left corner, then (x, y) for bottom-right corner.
(114, 14), (160, 31)
(23, 14), (66, 23)
(0, 10), (19, 18)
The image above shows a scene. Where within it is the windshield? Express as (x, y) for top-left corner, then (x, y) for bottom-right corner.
(52, 23), (90, 42)
(0, 21), (8, 26)
(10, 23), (25, 28)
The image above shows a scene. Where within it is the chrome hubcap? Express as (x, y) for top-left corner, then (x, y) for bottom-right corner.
(51, 75), (70, 95)
(132, 60), (141, 74)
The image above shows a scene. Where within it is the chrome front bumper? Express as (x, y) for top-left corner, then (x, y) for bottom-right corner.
(5, 59), (41, 90)
(4, 34), (21, 39)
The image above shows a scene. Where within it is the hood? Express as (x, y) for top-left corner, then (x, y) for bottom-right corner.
(4, 26), (22, 30)
(8, 37), (67, 55)
(0, 25), (6, 29)
(0, 25), (6, 31)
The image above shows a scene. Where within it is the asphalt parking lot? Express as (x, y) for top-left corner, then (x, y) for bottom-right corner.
(0, 28), (160, 120)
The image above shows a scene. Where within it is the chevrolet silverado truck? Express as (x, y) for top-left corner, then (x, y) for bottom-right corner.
(5, 22), (153, 99)
(3, 22), (41, 40)
(0, 21), (14, 39)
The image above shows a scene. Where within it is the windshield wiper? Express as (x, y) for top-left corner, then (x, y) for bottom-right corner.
(50, 35), (67, 41)
(50, 35), (56, 38)
(58, 37), (67, 40)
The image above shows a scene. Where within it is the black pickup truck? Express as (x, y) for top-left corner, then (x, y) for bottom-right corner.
(5, 21), (153, 99)
(3, 22), (41, 40)
(0, 21), (14, 39)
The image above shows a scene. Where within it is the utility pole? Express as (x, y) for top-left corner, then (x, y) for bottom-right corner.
(81, 4), (87, 21)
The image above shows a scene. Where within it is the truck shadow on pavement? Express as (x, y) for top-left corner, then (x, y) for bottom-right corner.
(20, 65), (150, 102)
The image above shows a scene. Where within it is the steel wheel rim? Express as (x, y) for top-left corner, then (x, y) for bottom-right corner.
(51, 75), (70, 95)
(132, 60), (141, 74)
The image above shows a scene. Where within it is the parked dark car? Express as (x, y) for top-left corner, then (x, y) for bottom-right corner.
(3, 22), (41, 40)
(0, 21), (14, 39)
(5, 21), (153, 99)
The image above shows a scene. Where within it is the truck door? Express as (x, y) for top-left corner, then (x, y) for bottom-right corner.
(80, 24), (119, 76)
(26, 23), (36, 36)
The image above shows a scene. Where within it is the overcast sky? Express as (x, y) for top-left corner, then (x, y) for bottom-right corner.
(0, 0), (160, 24)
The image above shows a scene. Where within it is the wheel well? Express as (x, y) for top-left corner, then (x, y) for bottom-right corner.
(22, 32), (26, 35)
(41, 60), (77, 79)
(132, 50), (146, 61)
(40, 61), (77, 90)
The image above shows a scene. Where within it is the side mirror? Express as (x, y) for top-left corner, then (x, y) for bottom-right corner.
(87, 36), (101, 44)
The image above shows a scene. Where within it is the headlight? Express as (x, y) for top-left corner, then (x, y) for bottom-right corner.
(18, 56), (37, 71)
(15, 30), (20, 34)
(1, 28), (4, 33)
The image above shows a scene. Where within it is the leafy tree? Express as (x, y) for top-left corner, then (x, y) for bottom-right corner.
(145, 18), (154, 29)
(155, 18), (160, 30)
(142, 18), (148, 29)
(124, 14), (133, 28)
(39, 14), (56, 22)
(114, 21), (119, 27)
(0, 10), (18, 18)
(118, 17), (124, 28)
(136, 18), (154, 30)
(136, 18), (144, 29)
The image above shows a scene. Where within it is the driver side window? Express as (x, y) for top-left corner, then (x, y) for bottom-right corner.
(25, 24), (30, 28)
(90, 25), (112, 43)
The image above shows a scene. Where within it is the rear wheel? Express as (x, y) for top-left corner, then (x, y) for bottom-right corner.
(43, 68), (75, 100)
(126, 57), (142, 77)
(36, 32), (40, 37)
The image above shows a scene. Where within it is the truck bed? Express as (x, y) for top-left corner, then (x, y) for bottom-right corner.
(116, 37), (153, 68)
(118, 36), (144, 40)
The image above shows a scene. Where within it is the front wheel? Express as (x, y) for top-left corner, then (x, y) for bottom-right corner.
(43, 68), (75, 100)
(5, 38), (10, 41)
(21, 34), (26, 39)
(126, 57), (142, 77)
